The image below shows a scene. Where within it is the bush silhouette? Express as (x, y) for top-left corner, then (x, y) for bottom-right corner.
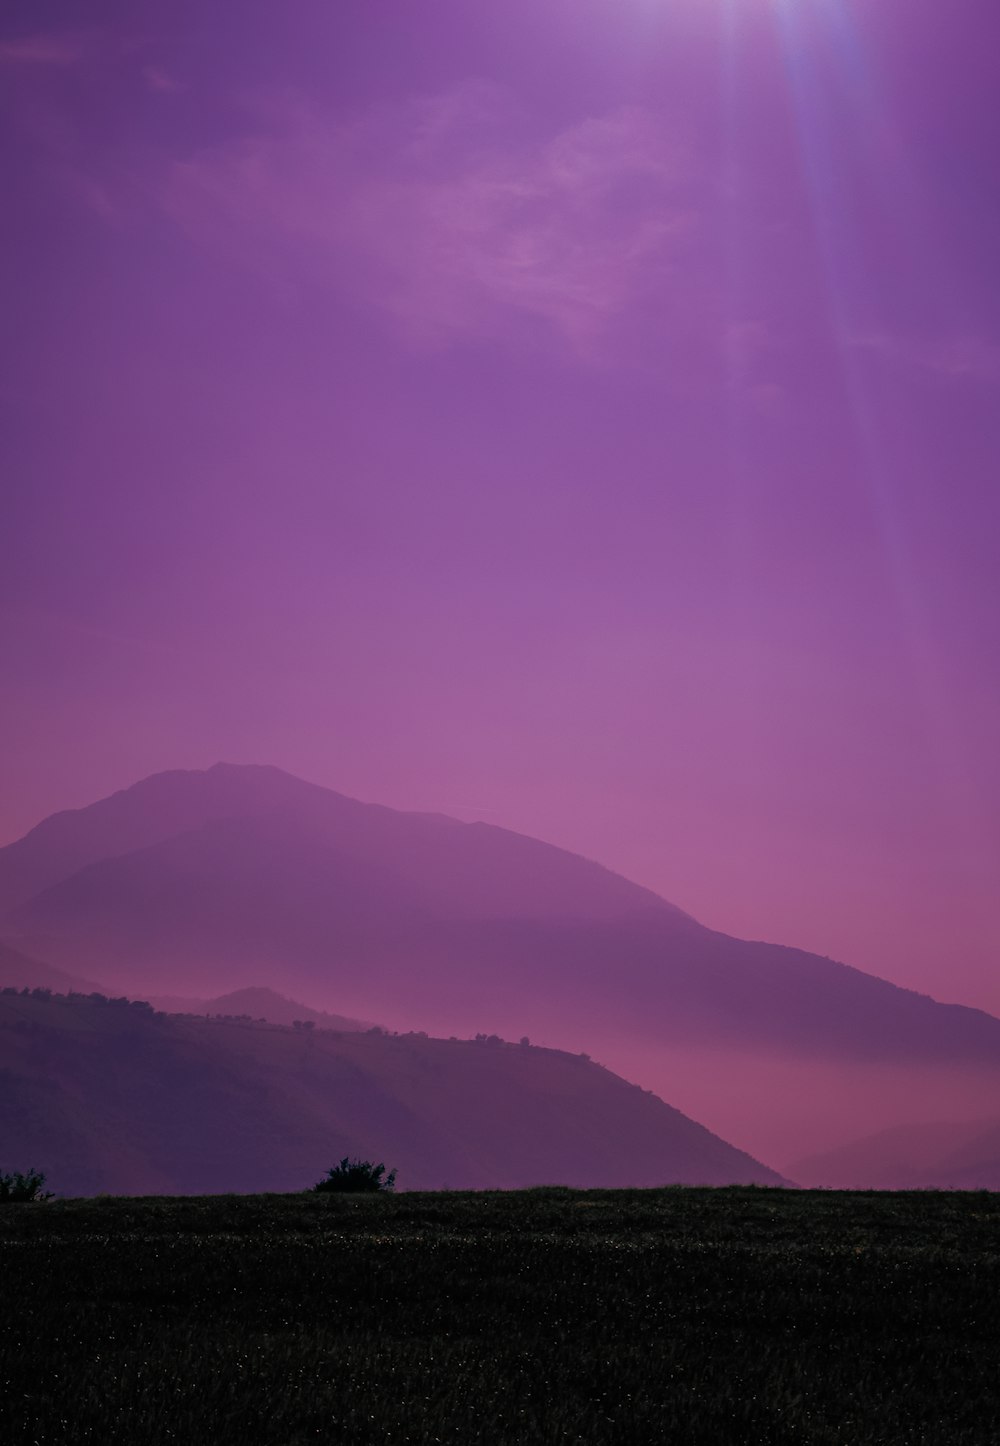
(0, 1168), (53, 1203)
(314, 1158), (397, 1193)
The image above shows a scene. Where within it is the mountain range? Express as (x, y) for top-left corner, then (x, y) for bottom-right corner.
(2, 763), (998, 1168)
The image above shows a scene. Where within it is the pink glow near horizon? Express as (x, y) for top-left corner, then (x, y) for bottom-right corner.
(1, 0), (998, 1012)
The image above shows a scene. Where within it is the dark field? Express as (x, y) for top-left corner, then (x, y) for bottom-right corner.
(2, 1188), (999, 1445)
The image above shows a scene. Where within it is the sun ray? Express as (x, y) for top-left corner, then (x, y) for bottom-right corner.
(767, 0), (982, 835)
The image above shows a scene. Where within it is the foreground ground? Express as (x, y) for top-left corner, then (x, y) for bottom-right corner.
(1, 1187), (998, 1444)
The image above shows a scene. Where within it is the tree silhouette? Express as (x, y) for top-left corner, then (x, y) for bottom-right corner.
(0, 1168), (53, 1203)
(313, 1158), (397, 1193)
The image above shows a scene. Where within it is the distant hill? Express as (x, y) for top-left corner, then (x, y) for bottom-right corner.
(4, 764), (1000, 1161)
(0, 990), (785, 1195)
(0, 939), (103, 995)
(146, 986), (374, 1032)
(790, 1119), (1000, 1190)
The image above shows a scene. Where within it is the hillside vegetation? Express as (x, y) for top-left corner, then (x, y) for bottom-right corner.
(142, 985), (374, 1032)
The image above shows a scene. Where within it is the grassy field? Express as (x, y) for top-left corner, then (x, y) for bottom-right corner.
(2, 1186), (998, 1445)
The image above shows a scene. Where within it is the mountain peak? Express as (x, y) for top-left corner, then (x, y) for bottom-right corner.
(0, 763), (680, 934)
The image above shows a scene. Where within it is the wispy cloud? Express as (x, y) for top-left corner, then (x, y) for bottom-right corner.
(163, 83), (696, 356)
(142, 65), (184, 95)
(852, 331), (1000, 386)
(0, 32), (93, 67)
(0, 26), (159, 83)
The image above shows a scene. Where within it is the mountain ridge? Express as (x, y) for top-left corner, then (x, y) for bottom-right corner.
(0, 988), (786, 1195)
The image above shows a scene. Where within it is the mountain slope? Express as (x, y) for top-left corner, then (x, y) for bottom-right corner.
(3, 766), (998, 1069)
(790, 1118), (1000, 1190)
(0, 762), (677, 924)
(0, 990), (784, 1195)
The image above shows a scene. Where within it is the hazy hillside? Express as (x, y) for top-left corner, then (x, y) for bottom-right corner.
(0, 990), (785, 1196)
(144, 986), (373, 1032)
(791, 1118), (1000, 1190)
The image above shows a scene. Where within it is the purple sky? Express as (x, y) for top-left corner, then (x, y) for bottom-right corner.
(3, 0), (999, 1013)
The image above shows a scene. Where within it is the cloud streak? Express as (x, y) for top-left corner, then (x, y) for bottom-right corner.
(852, 331), (1000, 386)
(164, 84), (695, 355)
(0, 33), (92, 67)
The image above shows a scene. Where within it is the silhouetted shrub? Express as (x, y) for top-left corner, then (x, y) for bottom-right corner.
(313, 1158), (397, 1193)
(0, 1168), (53, 1203)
